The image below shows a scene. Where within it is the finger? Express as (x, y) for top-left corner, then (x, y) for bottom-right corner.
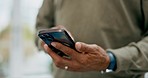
(43, 44), (63, 61)
(60, 59), (89, 72)
(51, 42), (79, 58)
(56, 25), (65, 29)
(55, 58), (80, 71)
(51, 25), (65, 29)
(75, 42), (94, 53)
(54, 58), (71, 69)
(40, 40), (48, 52)
(41, 40), (45, 47)
(43, 44), (78, 71)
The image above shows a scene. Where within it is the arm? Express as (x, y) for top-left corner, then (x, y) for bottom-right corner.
(108, 0), (148, 73)
(108, 36), (148, 73)
(42, 35), (148, 73)
(38, 0), (148, 73)
(41, 0), (148, 72)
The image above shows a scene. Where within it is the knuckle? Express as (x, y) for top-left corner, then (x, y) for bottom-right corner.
(92, 44), (98, 47)
(79, 58), (87, 64)
(91, 44), (101, 51)
(80, 46), (87, 51)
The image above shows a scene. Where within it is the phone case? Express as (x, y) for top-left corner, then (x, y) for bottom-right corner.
(38, 29), (75, 57)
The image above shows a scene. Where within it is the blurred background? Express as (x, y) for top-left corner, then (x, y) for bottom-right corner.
(0, 0), (148, 78)
(0, 0), (53, 78)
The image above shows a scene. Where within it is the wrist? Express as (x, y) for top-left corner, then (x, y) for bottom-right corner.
(106, 51), (117, 71)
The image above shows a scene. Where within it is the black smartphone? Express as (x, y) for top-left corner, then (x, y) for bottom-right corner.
(38, 29), (75, 57)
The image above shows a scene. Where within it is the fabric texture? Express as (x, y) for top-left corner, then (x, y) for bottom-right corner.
(35, 0), (148, 78)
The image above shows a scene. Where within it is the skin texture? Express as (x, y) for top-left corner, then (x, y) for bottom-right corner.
(40, 25), (110, 72)
(42, 41), (110, 72)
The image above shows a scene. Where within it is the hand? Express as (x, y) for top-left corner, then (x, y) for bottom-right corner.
(42, 42), (110, 72)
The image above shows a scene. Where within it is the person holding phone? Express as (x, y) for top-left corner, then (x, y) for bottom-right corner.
(35, 0), (148, 78)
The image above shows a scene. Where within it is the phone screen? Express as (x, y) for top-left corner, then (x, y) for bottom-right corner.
(38, 29), (75, 57)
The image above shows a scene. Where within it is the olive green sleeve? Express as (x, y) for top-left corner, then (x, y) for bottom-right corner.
(108, 36), (148, 73)
(35, 0), (55, 50)
(107, 0), (148, 74)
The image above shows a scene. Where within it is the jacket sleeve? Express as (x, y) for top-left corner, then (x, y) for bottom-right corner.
(35, 0), (55, 50)
(107, 0), (148, 74)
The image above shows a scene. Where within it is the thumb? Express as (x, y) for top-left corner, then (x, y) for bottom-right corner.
(75, 42), (92, 52)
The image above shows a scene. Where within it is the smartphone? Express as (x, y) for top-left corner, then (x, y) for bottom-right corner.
(38, 29), (75, 57)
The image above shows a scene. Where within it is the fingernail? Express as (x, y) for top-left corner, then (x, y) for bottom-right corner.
(51, 42), (56, 47)
(43, 44), (48, 51)
(44, 44), (48, 48)
(44, 44), (48, 47)
(76, 42), (81, 50)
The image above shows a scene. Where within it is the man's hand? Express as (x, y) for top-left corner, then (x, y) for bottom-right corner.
(42, 41), (110, 72)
